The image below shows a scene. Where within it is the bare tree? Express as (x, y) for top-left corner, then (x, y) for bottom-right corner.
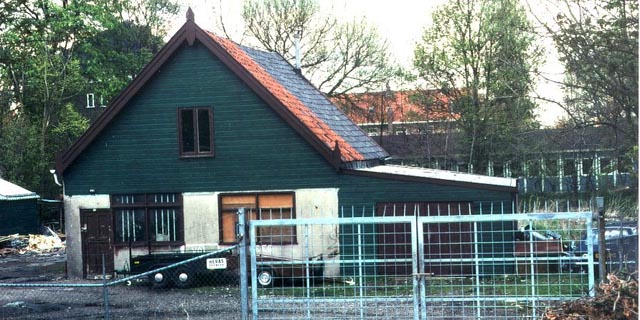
(213, 0), (396, 98)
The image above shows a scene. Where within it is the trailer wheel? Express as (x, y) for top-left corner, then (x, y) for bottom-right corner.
(173, 267), (196, 288)
(256, 268), (275, 288)
(150, 270), (171, 289)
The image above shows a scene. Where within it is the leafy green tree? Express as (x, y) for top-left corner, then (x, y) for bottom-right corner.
(75, 20), (164, 114)
(239, 0), (396, 97)
(0, 0), (177, 196)
(51, 103), (90, 149)
(550, 0), (638, 173)
(0, 114), (42, 192)
(120, 0), (180, 36)
(0, 0), (104, 194)
(413, 0), (542, 174)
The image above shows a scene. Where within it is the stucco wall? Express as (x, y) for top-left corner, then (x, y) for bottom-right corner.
(64, 194), (110, 279)
(65, 188), (340, 278)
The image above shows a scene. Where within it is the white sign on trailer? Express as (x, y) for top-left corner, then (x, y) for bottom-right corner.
(206, 258), (227, 270)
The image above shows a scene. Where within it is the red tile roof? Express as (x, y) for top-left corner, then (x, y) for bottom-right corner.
(332, 90), (457, 125)
(56, 19), (383, 174)
(207, 33), (365, 162)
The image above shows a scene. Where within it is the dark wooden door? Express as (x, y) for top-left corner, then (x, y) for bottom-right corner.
(80, 209), (114, 278)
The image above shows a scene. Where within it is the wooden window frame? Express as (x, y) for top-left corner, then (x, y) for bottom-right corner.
(111, 193), (184, 247)
(218, 192), (297, 245)
(177, 107), (214, 158)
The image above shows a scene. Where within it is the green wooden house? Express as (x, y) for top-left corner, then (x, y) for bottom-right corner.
(0, 178), (40, 235)
(55, 11), (517, 279)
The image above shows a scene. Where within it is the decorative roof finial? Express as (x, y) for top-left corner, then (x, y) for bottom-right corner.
(186, 7), (194, 22)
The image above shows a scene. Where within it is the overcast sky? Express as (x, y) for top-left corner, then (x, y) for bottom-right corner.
(171, 0), (567, 126)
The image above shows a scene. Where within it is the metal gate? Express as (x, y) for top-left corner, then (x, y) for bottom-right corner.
(247, 207), (595, 319)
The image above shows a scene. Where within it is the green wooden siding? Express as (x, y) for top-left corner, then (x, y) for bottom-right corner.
(0, 199), (39, 235)
(65, 41), (514, 207)
(337, 174), (513, 213)
(65, 42), (338, 195)
(63, 40), (518, 277)
(336, 174), (515, 276)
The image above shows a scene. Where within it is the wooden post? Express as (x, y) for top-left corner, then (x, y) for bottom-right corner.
(596, 197), (606, 283)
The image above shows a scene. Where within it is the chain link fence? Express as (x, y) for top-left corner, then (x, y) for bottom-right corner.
(0, 246), (244, 320)
(248, 204), (604, 319)
(1, 201), (637, 319)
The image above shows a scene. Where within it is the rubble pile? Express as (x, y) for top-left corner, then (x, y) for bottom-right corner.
(0, 227), (65, 255)
(542, 274), (638, 320)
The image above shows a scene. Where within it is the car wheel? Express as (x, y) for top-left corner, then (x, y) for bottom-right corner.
(256, 268), (275, 288)
(149, 270), (171, 289)
(173, 267), (196, 289)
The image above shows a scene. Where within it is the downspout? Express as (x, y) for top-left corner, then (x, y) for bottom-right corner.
(50, 169), (62, 187)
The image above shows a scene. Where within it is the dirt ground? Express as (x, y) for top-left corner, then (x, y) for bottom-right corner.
(3, 250), (609, 319)
(0, 251), (66, 282)
(0, 250), (244, 320)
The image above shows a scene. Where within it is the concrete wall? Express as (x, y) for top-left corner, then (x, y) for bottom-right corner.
(65, 188), (340, 278)
(64, 194), (110, 279)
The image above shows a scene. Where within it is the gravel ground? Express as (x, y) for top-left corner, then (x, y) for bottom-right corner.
(0, 251), (553, 319)
(0, 251), (244, 320)
(0, 284), (244, 320)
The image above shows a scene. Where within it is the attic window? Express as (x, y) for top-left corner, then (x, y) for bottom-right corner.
(178, 107), (214, 157)
(86, 93), (95, 108)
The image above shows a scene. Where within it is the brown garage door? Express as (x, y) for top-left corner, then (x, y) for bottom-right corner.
(376, 202), (472, 276)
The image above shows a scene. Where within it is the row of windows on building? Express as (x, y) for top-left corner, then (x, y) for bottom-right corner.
(111, 192), (296, 247)
(391, 155), (634, 193)
(394, 155), (630, 179)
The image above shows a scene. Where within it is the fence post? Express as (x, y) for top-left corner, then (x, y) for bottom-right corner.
(596, 197), (607, 283)
(237, 208), (248, 320)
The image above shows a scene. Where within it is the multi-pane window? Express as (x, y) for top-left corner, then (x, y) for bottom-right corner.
(112, 193), (182, 245)
(564, 159), (577, 176)
(544, 159), (558, 176)
(582, 159), (594, 175)
(600, 157), (612, 174)
(219, 193), (296, 245)
(178, 107), (214, 157)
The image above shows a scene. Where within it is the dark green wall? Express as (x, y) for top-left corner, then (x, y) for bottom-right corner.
(65, 40), (515, 205)
(65, 41), (338, 195)
(337, 174), (513, 213)
(0, 199), (39, 235)
(63, 40), (517, 277)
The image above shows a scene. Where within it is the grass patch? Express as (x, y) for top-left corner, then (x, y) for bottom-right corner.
(256, 274), (590, 299)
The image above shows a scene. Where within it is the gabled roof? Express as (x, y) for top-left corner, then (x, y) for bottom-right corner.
(0, 178), (39, 201)
(55, 12), (387, 174)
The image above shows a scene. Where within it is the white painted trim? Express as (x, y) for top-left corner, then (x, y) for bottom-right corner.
(356, 165), (517, 188)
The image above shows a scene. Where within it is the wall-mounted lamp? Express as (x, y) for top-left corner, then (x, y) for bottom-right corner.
(89, 189), (96, 195)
